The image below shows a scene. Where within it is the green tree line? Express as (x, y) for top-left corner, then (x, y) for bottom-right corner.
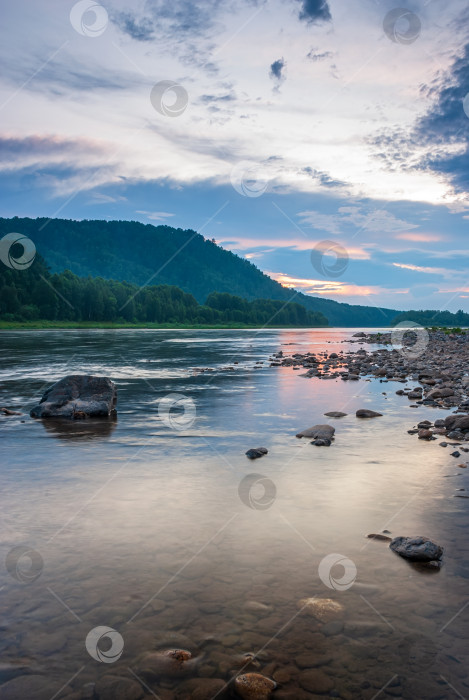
(391, 309), (469, 327)
(0, 255), (328, 327)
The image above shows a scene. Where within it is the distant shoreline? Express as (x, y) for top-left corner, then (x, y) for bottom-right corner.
(0, 321), (331, 330)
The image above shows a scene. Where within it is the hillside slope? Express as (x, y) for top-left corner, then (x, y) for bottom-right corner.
(0, 217), (399, 326)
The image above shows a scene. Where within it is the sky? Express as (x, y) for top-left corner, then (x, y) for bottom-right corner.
(1, 0), (469, 312)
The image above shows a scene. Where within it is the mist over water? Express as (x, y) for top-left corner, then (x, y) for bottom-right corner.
(1, 329), (468, 699)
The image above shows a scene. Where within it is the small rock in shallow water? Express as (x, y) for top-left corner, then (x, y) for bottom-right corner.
(324, 411), (347, 418)
(310, 438), (331, 446)
(356, 409), (383, 418)
(234, 673), (276, 699)
(451, 451), (461, 458)
(389, 536), (443, 562)
(299, 669), (334, 694)
(367, 533), (392, 542)
(30, 375), (117, 419)
(245, 448), (268, 459)
(297, 597), (344, 622)
(418, 429), (434, 440)
(95, 676), (144, 700)
(296, 424), (335, 439)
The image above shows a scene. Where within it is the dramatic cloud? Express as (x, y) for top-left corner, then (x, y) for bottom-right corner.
(270, 57), (286, 82)
(296, 0), (331, 24)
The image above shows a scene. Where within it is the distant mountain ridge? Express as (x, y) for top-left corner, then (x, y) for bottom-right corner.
(0, 217), (399, 326)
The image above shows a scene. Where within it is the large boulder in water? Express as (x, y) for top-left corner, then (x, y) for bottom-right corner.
(30, 375), (117, 419)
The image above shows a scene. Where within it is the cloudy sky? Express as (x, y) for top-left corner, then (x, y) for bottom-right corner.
(1, 0), (469, 311)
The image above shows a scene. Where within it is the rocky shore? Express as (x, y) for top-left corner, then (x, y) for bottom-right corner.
(269, 330), (469, 447)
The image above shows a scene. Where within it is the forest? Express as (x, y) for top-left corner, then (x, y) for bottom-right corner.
(0, 217), (399, 327)
(0, 255), (328, 327)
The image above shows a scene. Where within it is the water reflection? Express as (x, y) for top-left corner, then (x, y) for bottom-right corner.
(0, 329), (468, 700)
(37, 416), (117, 442)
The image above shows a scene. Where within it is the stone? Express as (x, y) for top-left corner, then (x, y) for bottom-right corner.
(356, 409), (383, 418)
(299, 669), (334, 694)
(298, 597), (344, 622)
(367, 533), (392, 542)
(445, 414), (469, 431)
(95, 676), (144, 700)
(245, 448), (268, 460)
(296, 424), (335, 439)
(418, 429), (433, 440)
(451, 451), (461, 458)
(138, 649), (197, 679)
(324, 411), (347, 417)
(389, 536), (443, 562)
(30, 375), (117, 419)
(427, 388), (455, 399)
(189, 679), (227, 700)
(234, 673), (276, 699)
(310, 438), (331, 446)
(0, 676), (70, 700)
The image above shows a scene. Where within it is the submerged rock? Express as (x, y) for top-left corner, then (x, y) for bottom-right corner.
(245, 448), (268, 460)
(356, 409), (383, 418)
(367, 533), (392, 542)
(234, 673), (276, 700)
(297, 597), (344, 622)
(296, 424), (335, 440)
(389, 536), (443, 562)
(310, 438), (331, 446)
(137, 649), (197, 679)
(30, 375), (117, 419)
(324, 411), (347, 417)
(95, 675), (144, 700)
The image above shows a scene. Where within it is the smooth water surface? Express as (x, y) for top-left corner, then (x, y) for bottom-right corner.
(0, 329), (468, 700)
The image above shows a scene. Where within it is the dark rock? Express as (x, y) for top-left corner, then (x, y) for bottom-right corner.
(310, 438), (332, 446)
(445, 414), (469, 431)
(95, 676), (144, 700)
(296, 424), (335, 439)
(367, 533), (392, 542)
(299, 669), (334, 694)
(389, 536), (443, 562)
(418, 429), (434, 440)
(245, 448), (268, 459)
(356, 409), (383, 418)
(451, 451), (461, 458)
(324, 411), (347, 417)
(30, 375), (117, 419)
(0, 675), (70, 700)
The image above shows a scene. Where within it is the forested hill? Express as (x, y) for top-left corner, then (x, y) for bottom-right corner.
(0, 217), (399, 326)
(0, 255), (328, 326)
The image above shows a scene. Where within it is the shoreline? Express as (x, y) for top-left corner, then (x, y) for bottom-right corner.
(0, 321), (331, 331)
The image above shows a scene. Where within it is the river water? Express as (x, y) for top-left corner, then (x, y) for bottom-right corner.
(0, 329), (468, 700)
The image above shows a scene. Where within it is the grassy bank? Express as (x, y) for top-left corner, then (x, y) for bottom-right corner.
(0, 320), (328, 330)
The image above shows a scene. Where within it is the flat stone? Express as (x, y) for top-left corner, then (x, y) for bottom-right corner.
(95, 676), (144, 700)
(296, 424), (335, 439)
(324, 412), (347, 418)
(298, 597), (344, 622)
(299, 669), (334, 694)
